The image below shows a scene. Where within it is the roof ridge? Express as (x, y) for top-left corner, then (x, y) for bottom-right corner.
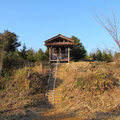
(45, 34), (74, 43)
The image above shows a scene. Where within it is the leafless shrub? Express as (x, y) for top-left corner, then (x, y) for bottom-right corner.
(93, 1), (120, 64)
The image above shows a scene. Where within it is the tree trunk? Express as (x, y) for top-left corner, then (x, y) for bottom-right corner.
(0, 44), (4, 77)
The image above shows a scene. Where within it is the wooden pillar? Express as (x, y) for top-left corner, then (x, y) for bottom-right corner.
(49, 47), (51, 61)
(59, 47), (62, 60)
(51, 47), (52, 60)
(68, 47), (70, 63)
(59, 48), (61, 53)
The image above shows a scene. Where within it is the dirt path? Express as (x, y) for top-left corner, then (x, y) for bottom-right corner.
(39, 114), (84, 120)
(40, 107), (84, 120)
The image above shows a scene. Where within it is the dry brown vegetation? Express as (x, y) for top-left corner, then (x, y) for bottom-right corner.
(0, 61), (120, 120)
(0, 62), (50, 120)
(55, 61), (120, 119)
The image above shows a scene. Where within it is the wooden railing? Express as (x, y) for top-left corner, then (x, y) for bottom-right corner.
(52, 53), (68, 60)
(53, 56), (59, 105)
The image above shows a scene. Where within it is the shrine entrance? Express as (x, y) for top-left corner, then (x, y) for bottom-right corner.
(44, 34), (74, 63)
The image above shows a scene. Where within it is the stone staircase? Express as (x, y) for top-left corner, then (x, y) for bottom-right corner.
(46, 64), (63, 107)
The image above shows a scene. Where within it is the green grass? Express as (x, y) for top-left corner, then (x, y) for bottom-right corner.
(62, 94), (67, 101)
(76, 77), (84, 88)
(65, 68), (69, 72)
(62, 86), (67, 93)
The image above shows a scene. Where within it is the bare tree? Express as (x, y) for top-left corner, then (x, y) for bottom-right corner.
(93, 1), (120, 63)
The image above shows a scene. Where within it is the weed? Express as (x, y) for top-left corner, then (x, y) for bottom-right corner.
(0, 89), (4, 92)
(97, 70), (105, 79)
(79, 66), (83, 69)
(70, 61), (74, 63)
(105, 66), (110, 69)
(61, 103), (67, 108)
(93, 80), (97, 85)
(65, 68), (69, 72)
(88, 74), (95, 81)
(96, 85), (100, 91)
(89, 62), (95, 65)
(62, 86), (67, 93)
(76, 77), (84, 88)
(62, 94), (67, 101)
(86, 87), (90, 91)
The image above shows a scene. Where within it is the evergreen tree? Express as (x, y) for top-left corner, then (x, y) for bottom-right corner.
(92, 53), (96, 60)
(0, 30), (21, 76)
(35, 48), (44, 62)
(102, 51), (108, 61)
(27, 48), (35, 62)
(70, 36), (86, 61)
(19, 43), (27, 60)
(96, 49), (102, 61)
(44, 49), (49, 61)
(2, 30), (21, 53)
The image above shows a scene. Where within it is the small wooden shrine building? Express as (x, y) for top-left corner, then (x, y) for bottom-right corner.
(44, 34), (74, 63)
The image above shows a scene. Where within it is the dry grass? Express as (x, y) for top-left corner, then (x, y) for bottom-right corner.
(56, 61), (120, 119)
(0, 62), (50, 119)
(1, 61), (120, 119)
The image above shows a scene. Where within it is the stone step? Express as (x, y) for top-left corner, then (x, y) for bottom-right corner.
(48, 86), (62, 89)
(47, 94), (62, 98)
(45, 65), (64, 108)
(47, 96), (62, 99)
(48, 92), (62, 94)
(46, 96), (62, 99)
(49, 81), (63, 83)
(47, 100), (62, 104)
(49, 83), (63, 86)
(47, 92), (62, 95)
(54, 103), (61, 106)
(46, 101), (61, 105)
(48, 92), (62, 95)
(47, 98), (62, 100)
(48, 84), (62, 86)
(48, 85), (63, 89)
(53, 100), (62, 103)
(47, 90), (61, 94)
(47, 95), (62, 98)
(53, 88), (62, 90)
(47, 88), (62, 92)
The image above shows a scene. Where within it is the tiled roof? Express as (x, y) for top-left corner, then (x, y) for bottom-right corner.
(45, 34), (74, 43)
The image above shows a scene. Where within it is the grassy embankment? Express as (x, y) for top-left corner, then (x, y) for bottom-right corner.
(56, 61), (120, 119)
(0, 61), (50, 113)
(0, 60), (120, 120)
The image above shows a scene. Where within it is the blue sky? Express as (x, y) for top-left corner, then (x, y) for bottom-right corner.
(0, 0), (120, 54)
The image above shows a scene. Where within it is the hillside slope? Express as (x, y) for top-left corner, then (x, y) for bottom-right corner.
(0, 61), (120, 120)
(0, 64), (50, 120)
(55, 61), (120, 119)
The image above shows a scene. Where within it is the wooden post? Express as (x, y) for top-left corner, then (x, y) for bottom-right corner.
(49, 47), (51, 62)
(51, 47), (52, 60)
(59, 48), (62, 60)
(68, 47), (70, 63)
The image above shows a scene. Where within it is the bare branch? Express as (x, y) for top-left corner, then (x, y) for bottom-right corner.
(93, 2), (120, 52)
